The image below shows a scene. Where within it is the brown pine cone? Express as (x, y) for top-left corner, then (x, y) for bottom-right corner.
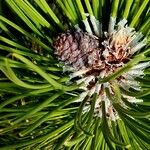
(53, 31), (101, 70)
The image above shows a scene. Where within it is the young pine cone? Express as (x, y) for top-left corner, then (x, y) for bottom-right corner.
(53, 31), (102, 70)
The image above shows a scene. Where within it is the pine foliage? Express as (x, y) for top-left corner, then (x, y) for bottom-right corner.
(0, 0), (150, 149)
